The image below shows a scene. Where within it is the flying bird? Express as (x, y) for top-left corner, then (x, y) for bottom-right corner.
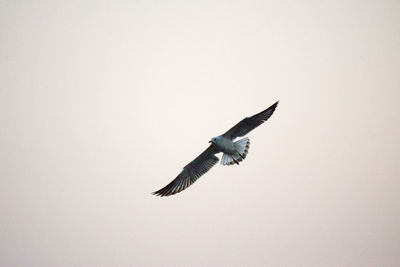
(153, 101), (279, 197)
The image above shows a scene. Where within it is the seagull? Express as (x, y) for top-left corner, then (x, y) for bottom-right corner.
(153, 101), (279, 197)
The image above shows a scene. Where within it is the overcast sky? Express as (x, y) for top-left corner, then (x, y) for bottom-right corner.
(1, 0), (399, 266)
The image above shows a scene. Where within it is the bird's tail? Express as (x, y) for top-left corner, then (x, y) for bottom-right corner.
(221, 137), (250, 165)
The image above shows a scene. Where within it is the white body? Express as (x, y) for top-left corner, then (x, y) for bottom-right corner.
(213, 135), (236, 154)
(211, 135), (250, 165)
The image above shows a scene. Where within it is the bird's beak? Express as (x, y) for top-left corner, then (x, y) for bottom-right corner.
(208, 141), (212, 143)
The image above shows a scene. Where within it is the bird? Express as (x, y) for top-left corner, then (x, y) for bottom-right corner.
(152, 101), (279, 197)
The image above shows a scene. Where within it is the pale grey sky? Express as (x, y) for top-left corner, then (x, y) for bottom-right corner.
(1, 0), (399, 266)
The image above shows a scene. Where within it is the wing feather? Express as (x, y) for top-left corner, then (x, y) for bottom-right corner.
(223, 101), (278, 140)
(152, 145), (219, 197)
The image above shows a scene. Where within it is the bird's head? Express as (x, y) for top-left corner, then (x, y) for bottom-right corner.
(209, 137), (218, 144)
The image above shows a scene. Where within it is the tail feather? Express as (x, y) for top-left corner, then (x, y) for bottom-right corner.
(221, 137), (250, 166)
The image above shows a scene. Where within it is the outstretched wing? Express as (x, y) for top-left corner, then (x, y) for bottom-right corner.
(223, 101), (279, 140)
(152, 145), (219, 197)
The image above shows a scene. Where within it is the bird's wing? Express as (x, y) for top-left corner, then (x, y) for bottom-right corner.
(152, 145), (219, 197)
(223, 101), (279, 140)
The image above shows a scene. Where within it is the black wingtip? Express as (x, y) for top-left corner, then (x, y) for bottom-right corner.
(152, 186), (177, 197)
(152, 190), (165, 197)
(262, 100), (279, 115)
(152, 188), (168, 197)
(268, 101), (279, 112)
